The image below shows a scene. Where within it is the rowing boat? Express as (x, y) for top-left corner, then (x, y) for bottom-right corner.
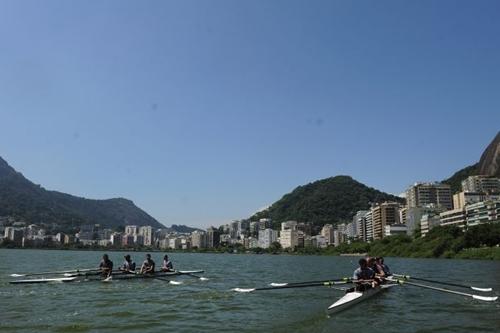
(9, 270), (204, 284)
(327, 283), (397, 315)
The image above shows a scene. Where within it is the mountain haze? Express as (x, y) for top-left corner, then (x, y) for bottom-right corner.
(251, 175), (405, 228)
(0, 157), (164, 229)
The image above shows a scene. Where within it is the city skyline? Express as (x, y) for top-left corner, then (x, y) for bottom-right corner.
(1, 1), (500, 228)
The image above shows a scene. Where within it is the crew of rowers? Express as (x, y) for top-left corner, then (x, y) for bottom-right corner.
(352, 257), (391, 290)
(98, 253), (174, 278)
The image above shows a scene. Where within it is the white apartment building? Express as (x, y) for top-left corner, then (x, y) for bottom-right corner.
(279, 229), (298, 249)
(139, 226), (153, 246)
(258, 228), (277, 249)
(466, 200), (500, 227)
(462, 176), (500, 194)
(406, 182), (452, 210)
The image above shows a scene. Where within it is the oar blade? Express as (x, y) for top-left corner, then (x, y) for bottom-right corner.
(232, 288), (255, 293)
(10, 274), (25, 277)
(471, 287), (493, 292)
(472, 295), (498, 302)
(169, 281), (183, 285)
(269, 283), (288, 287)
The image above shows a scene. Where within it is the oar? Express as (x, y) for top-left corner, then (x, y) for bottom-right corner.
(393, 274), (493, 292)
(269, 277), (351, 287)
(10, 268), (99, 277)
(396, 279), (498, 302)
(233, 280), (351, 293)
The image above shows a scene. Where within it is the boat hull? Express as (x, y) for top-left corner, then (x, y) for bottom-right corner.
(9, 270), (204, 284)
(327, 284), (396, 315)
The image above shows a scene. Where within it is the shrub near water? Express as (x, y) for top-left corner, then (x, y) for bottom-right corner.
(332, 223), (500, 260)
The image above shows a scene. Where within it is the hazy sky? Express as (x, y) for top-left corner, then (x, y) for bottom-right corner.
(1, 0), (499, 228)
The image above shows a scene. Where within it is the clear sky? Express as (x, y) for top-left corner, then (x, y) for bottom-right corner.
(1, 0), (499, 228)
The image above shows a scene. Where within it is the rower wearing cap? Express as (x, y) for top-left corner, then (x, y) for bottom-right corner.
(120, 254), (136, 273)
(140, 254), (155, 274)
(352, 258), (375, 289)
(99, 254), (113, 278)
(161, 255), (174, 272)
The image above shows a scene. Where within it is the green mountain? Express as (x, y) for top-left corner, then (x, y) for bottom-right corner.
(443, 131), (500, 193)
(0, 156), (164, 229)
(251, 175), (405, 228)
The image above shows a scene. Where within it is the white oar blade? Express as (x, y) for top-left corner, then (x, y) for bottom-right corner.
(471, 287), (493, 292)
(472, 295), (498, 302)
(232, 288), (255, 293)
(10, 274), (25, 277)
(199, 277), (209, 281)
(269, 283), (288, 287)
(169, 281), (183, 285)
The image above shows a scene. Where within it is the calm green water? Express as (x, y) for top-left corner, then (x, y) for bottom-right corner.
(0, 249), (499, 333)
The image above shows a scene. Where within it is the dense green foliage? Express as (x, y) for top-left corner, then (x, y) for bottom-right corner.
(0, 157), (163, 229)
(251, 176), (405, 228)
(442, 163), (478, 194)
(326, 224), (500, 259)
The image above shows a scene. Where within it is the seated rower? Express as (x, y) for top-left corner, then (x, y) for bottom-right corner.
(120, 254), (136, 273)
(99, 254), (113, 278)
(161, 254), (174, 272)
(367, 257), (385, 282)
(376, 257), (391, 277)
(140, 254), (156, 274)
(352, 258), (375, 291)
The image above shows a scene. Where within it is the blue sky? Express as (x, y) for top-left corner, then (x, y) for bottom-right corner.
(1, 0), (499, 228)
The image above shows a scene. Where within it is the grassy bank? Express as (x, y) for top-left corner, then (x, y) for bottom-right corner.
(323, 223), (500, 260)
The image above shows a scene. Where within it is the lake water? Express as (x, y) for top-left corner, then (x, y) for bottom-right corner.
(0, 249), (499, 333)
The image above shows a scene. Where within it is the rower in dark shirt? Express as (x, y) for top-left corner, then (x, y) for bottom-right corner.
(352, 258), (375, 291)
(140, 254), (155, 274)
(99, 254), (113, 278)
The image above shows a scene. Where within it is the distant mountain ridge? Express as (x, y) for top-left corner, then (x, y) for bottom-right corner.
(0, 156), (164, 229)
(443, 131), (500, 193)
(167, 224), (204, 234)
(251, 175), (405, 228)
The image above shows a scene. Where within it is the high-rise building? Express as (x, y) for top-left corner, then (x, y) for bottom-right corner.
(406, 182), (452, 210)
(297, 222), (312, 236)
(191, 231), (206, 249)
(125, 225), (138, 236)
(206, 227), (220, 248)
(466, 200), (500, 227)
(258, 228), (277, 249)
(281, 221), (298, 231)
(139, 226), (153, 246)
(365, 210), (373, 241)
(371, 202), (400, 240)
(354, 210), (369, 242)
(453, 191), (500, 210)
(439, 208), (467, 229)
(462, 176), (500, 194)
(110, 232), (122, 246)
(320, 224), (334, 245)
(279, 229), (298, 249)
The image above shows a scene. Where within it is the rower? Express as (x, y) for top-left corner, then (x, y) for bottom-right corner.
(376, 257), (391, 277)
(367, 257), (385, 280)
(352, 258), (375, 291)
(140, 254), (156, 274)
(120, 254), (136, 273)
(161, 254), (174, 272)
(99, 254), (113, 278)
